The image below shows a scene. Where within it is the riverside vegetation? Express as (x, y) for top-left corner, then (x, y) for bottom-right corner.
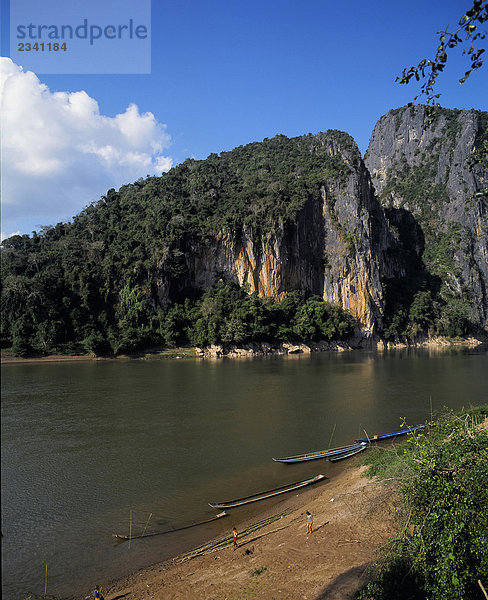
(359, 406), (488, 600)
(1, 105), (487, 357)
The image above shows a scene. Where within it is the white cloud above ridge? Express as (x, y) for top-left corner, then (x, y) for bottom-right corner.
(0, 57), (172, 236)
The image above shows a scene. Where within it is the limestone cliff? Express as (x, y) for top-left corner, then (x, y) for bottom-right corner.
(156, 132), (397, 331)
(364, 105), (488, 333)
(4, 107), (487, 355)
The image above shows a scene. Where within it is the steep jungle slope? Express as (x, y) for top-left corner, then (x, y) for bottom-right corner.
(1, 131), (396, 355)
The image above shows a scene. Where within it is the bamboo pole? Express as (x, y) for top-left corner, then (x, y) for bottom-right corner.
(142, 512), (152, 537)
(179, 517), (300, 561)
(328, 423), (337, 449)
(44, 563), (48, 597)
(129, 510), (132, 549)
(479, 580), (488, 600)
(176, 510), (290, 562)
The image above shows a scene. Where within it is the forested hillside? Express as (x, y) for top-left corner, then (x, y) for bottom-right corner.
(1, 106), (487, 356)
(1, 131), (365, 356)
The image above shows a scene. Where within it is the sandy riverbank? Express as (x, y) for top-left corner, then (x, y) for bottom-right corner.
(0, 348), (196, 365)
(87, 464), (398, 600)
(1, 354), (98, 365)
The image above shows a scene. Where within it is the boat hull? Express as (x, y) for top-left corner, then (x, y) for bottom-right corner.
(354, 425), (424, 444)
(209, 474), (325, 509)
(272, 442), (365, 464)
(328, 443), (367, 462)
(112, 511), (228, 540)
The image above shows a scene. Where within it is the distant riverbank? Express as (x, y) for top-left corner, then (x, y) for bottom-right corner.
(0, 347), (196, 364)
(2, 335), (485, 365)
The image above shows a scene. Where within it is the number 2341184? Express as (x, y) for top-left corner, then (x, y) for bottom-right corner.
(18, 42), (68, 51)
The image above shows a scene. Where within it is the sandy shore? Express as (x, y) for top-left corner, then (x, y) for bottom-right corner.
(0, 349), (195, 365)
(89, 464), (397, 600)
(1, 353), (96, 364)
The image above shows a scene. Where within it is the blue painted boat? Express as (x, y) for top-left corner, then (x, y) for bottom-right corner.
(354, 425), (425, 444)
(272, 442), (366, 464)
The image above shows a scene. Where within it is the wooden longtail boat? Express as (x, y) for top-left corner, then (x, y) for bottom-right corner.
(272, 442), (365, 464)
(208, 474), (325, 509)
(112, 511), (228, 540)
(353, 425), (425, 444)
(328, 442), (367, 462)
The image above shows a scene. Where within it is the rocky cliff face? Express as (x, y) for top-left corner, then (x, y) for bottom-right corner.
(155, 108), (488, 337)
(3, 106), (486, 354)
(157, 133), (398, 331)
(365, 105), (488, 333)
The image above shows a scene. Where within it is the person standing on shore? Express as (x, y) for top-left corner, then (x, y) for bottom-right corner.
(93, 585), (104, 599)
(232, 527), (238, 550)
(306, 511), (313, 534)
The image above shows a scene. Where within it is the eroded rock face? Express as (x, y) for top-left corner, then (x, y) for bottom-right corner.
(365, 105), (488, 332)
(157, 133), (397, 331)
(155, 107), (487, 336)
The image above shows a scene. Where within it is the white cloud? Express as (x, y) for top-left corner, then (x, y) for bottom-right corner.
(1, 230), (21, 242)
(0, 57), (172, 235)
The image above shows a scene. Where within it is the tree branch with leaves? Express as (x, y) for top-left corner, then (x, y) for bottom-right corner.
(397, 0), (487, 105)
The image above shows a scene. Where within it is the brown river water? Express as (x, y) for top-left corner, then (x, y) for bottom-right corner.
(2, 347), (487, 599)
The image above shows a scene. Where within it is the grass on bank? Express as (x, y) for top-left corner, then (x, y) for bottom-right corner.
(358, 406), (488, 600)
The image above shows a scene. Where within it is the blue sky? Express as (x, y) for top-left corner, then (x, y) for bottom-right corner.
(1, 0), (487, 237)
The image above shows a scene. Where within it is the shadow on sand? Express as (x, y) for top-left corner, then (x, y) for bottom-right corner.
(314, 564), (369, 600)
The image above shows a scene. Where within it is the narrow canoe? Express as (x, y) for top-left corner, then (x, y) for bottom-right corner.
(328, 442), (367, 462)
(272, 442), (365, 464)
(208, 474), (325, 509)
(354, 425), (425, 444)
(112, 511), (228, 540)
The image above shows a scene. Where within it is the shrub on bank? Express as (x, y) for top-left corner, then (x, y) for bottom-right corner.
(359, 406), (488, 600)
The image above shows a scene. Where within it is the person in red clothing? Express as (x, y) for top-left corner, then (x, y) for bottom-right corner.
(232, 527), (238, 550)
